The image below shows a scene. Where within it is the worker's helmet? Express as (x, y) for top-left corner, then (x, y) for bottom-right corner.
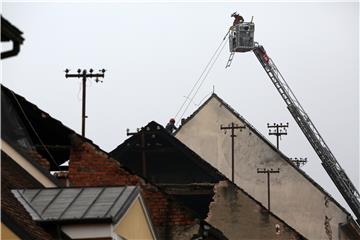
(170, 118), (175, 123)
(231, 12), (238, 17)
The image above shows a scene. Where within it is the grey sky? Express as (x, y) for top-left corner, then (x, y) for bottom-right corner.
(2, 2), (359, 214)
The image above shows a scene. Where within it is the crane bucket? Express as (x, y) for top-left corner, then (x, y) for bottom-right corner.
(229, 22), (255, 52)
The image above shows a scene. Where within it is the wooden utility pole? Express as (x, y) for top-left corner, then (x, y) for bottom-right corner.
(127, 128), (147, 178)
(257, 168), (280, 211)
(267, 122), (288, 150)
(65, 69), (105, 137)
(220, 122), (246, 182)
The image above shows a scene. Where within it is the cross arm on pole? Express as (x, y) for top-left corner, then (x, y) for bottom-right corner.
(257, 168), (280, 174)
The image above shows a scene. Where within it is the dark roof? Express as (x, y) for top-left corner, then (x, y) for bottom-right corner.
(111, 121), (305, 238)
(111, 121), (227, 219)
(1, 151), (55, 240)
(1, 85), (228, 238)
(1, 16), (24, 43)
(111, 121), (226, 184)
(1, 84), (104, 171)
(12, 186), (140, 223)
(1, 84), (75, 169)
(176, 92), (351, 217)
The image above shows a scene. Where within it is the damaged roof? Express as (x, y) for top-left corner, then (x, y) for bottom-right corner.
(110, 121), (306, 238)
(1, 84), (104, 171)
(111, 121), (226, 184)
(12, 186), (140, 223)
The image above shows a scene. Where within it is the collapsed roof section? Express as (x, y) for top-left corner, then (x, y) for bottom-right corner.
(110, 121), (306, 238)
(2, 84), (93, 170)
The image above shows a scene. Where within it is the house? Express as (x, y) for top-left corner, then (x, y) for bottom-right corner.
(68, 134), (227, 240)
(174, 93), (360, 239)
(1, 150), (59, 239)
(12, 186), (157, 240)
(1, 85), (227, 240)
(110, 121), (306, 239)
(1, 85), (158, 239)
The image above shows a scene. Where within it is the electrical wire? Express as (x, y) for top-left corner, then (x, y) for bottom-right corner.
(9, 90), (61, 170)
(178, 39), (227, 121)
(174, 36), (227, 122)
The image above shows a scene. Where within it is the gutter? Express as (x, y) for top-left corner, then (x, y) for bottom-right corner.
(1, 16), (24, 59)
(1, 40), (21, 59)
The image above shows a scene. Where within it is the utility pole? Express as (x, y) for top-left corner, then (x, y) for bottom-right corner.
(257, 168), (280, 211)
(220, 122), (246, 182)
(267, 122), (289, 150)
(290, 157), (308, 168)
(127, 128), (147, 178)
(65, 68), (105, 137)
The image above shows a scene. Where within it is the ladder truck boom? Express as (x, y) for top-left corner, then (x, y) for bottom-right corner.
(227, 17), (360, 221)
(253, 45), (360, 221)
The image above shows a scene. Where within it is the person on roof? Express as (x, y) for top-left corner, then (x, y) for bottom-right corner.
(231, 12), (244, 26)
(165, 118), (177, 134)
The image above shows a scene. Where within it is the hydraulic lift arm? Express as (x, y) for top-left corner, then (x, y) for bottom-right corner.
(252, 44), (360, 221)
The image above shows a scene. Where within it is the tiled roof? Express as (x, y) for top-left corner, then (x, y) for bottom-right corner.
(12, 186), (140, 223)
(1, 151), (55, 240)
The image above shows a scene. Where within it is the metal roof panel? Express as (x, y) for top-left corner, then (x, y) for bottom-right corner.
(12, 186), (140, 223)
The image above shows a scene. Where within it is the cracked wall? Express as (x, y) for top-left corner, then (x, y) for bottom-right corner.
(176, 96), (357, 239)
(206, 181), (302, 239)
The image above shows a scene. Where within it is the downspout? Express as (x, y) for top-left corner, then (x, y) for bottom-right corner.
(1, 40), (21, 59)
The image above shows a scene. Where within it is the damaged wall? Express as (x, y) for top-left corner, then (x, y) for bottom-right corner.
(207, 181), (302, 240)
(176, 95), (356, 240)
(67, 137), (212, 240)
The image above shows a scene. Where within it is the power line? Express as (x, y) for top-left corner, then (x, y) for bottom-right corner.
(9, 90), (60, 170)
(178, 39), (227, 121)
(174, 35), (227, 122)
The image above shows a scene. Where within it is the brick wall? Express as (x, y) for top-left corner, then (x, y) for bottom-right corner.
(68, 137), (198, 239)
(27, 149), (50, 171)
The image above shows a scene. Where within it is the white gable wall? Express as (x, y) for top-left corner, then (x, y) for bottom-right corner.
(176, 96), (352, 240)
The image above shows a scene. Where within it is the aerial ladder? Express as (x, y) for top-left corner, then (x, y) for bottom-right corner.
(226, 14), (360, 222)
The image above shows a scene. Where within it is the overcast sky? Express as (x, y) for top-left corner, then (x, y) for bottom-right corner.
(2, 2), (359, 214)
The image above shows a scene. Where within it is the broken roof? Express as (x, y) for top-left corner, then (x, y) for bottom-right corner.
(111, 121), (226, 184)
(1, 84), (104, 171)
(12, 186), (140, 223)
(110, 121), (306, 238)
